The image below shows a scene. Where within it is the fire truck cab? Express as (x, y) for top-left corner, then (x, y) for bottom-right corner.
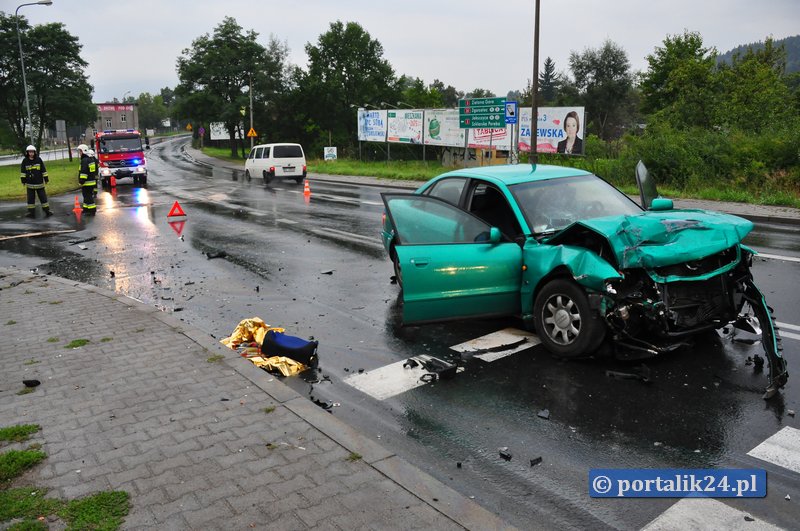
(94, 129), (149, 186)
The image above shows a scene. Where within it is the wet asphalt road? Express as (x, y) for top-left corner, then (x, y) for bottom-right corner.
(1, 137), (799, 529)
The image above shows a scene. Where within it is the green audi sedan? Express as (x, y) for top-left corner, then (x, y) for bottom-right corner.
(380, 163), (787, 398)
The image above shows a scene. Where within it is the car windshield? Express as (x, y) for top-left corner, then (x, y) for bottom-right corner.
(510, 174), (642, 235)
(99, 137), (142, 153)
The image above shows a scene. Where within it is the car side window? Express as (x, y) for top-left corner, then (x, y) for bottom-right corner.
(385, 196), (493, 245)
(260, 147), (270, 158)
(254, 147), (264, 159)
(467, 182), (523, 239)
(248, 149), (255, 159)
(425, 177), (466, 206)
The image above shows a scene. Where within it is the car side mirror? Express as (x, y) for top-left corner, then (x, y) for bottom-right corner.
(489, 227), (501, 243)
(649, 198), (673, 211)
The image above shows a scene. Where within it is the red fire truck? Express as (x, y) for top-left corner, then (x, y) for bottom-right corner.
(94, 129), (149, 186)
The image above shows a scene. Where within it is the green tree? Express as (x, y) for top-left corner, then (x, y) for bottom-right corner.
(0, 13), (94, 151)
(136, 92), (167, 130)
(465, 88), (495, 98)
(176, 17), (282, 157)
(539, 57), (562, 104)
(298, 21), (397, 152)
(715, 37), (794, 133)
(569, 39), (636, 139)
(397, 76), (443, 108)
(640, 31), (717, 127)
(429, 79), (462, 108)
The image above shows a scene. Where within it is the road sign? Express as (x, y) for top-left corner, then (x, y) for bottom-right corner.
(459, 97), (506, 128)
(247, 127), (257, 138)
(505, 101), (518, 124)
(186, 124), (192, 131)
(167, 201), (186, 218)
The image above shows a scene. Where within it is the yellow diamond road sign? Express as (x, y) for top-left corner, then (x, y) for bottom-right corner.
(247, 127), (257, 138)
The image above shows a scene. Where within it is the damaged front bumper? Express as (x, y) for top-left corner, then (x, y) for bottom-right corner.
(598, 248), (788, 399)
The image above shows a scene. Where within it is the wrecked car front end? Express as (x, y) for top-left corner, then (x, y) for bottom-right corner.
(551, 210), (788, 398)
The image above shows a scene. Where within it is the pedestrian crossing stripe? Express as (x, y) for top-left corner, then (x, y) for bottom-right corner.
(747, 426), (800, 474)
(641, 498), (780, 530)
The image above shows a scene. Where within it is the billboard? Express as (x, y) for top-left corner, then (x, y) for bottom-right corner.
(519, 106), (586, 155)
(387, 110), (423, 144)
(467, 126), (513, 150)
(423, 109), (466, 147)
(209, 122), (242, 140)
(357, 109), (388, 142)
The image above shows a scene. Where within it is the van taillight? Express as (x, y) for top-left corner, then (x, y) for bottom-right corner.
(269, 166), (275, 173)
(303, 165), (307, 172)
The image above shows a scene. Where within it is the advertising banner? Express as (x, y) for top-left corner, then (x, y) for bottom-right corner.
(209, 122), (242, 140)
(423, 109), (466, 147)
(467, 126), (513, 150)
(357, 109), (388, 142)
(519, 106), (586, 155)
(387, 110), (424, 144)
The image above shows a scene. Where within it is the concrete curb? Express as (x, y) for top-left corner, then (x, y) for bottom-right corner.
(5, 267), (514, 531)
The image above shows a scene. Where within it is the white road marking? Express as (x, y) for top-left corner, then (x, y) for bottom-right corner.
(781, 330), (800, 341)
(276, 218), (297, 224)
(747, 426), (800, 475)
(450, 328), (539, 362)
(344, 360), (432, 400)
(642, 499), (780, 530)
(309, 227), (384, 250)
(777, 321), (800, 332)
(757, 252), (800, 264)
(360, 200), (384, 206)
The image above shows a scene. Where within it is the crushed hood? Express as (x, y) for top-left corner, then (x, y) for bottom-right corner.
(550, 209), (753, 269)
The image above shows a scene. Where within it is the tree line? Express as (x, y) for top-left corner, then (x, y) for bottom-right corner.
(1, 12), (798, 198)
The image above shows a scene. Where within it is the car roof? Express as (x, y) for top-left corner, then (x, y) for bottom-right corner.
(433, 164), (592, 186)
(253, 143), (303, 148)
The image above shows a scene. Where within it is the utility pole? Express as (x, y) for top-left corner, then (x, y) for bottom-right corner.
(249, 72), (254, 150)
(530, 0), (540, 165)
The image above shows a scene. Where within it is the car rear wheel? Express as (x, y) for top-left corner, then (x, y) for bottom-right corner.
(534, 278), (605, 358)
(263, 170), (273, 184)
(294, 176), (303, 184)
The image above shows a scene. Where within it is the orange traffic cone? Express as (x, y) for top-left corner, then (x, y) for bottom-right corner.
(303, 179), (311, 196)
(73, 196), (80, 209)
(110, 175), (117, 187)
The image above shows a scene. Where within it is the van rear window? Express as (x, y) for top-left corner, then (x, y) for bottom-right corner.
(273, 145), (303, 158)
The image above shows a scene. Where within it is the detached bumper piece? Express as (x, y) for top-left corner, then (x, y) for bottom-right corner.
(743, 279), (788, 399)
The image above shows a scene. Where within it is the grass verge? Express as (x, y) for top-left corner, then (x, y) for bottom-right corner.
(0, 158), (80, 202)
(0, 450), (46, 483)
(200, 146), (248, 165)
(0, 426), (40, 445)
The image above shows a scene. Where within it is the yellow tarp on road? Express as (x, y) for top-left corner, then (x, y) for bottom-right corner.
(221, 317), (307, 376)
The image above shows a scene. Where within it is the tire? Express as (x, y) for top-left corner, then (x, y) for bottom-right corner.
(133, 175), (140, 186)
(141, 174), (147, 186)
(245, 170), (251, 181)
(533, 278), (605, 358)
(263, 170), (273, 184)
(294, 176), (303, 184)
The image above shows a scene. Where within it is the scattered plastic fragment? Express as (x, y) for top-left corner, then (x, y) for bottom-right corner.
(499, 447), (512, 461)
(23, 379), (40, 387)
(530, 457), (543, 467)
(457, 462), (462, 468)
(320, 270), (334, 275)
(537, 409), (550, 420)
(206, 250), (227, 259)
(744, 515), (755, 522)
(788, 410), (796, 417)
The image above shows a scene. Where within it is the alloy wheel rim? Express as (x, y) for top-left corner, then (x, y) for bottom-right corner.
(543, 294), (581, 345)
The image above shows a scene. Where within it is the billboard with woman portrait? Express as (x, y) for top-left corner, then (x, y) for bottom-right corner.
(519, 106), (585, 155)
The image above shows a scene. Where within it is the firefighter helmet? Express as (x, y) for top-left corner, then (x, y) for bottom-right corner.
(77, 144), (89, 154)
(25, 145), (36, 153)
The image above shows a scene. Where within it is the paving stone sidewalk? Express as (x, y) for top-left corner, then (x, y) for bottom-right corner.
(0, 269), (511, 530)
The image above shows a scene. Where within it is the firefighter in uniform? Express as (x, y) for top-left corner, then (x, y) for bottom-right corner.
(20, 145), (52, 218)
(77, 144), (98, 215)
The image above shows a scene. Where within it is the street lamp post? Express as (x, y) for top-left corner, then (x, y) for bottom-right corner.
(15, 0), (53, 147)
(530, 0), (541, 165)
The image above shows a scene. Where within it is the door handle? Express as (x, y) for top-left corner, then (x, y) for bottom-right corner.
(410, 258), (429, 267)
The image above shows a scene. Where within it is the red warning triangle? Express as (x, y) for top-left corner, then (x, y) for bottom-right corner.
(168, 219), (186, 236)
(167, 201), (186, 217)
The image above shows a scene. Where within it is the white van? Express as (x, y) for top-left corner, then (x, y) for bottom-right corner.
(244, 143), (307, 184)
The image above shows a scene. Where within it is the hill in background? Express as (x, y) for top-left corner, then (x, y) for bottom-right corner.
(717, 34), (800, 73)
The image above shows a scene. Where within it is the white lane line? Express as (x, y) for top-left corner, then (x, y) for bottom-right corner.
(642, 499), (780, 530)
(747, 426), (800, 475)
(276, 218), (298, 225)
(450, 328), (539, 362)
(344, 360), (431, 401)
(777, 321), (800, 332)
(781, 330), (800, 341)
(309, 228), (384, 250)
(360, 200), (384, 206)
(757, 253), (800, 264)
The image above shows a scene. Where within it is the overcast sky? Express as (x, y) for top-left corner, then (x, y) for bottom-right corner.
(9, 0), (799, 103)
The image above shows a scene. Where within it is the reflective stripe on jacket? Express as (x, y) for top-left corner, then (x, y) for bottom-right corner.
(20, 156), (48, 186)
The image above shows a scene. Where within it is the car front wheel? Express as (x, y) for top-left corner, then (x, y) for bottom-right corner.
(534, 278), (605, 357)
